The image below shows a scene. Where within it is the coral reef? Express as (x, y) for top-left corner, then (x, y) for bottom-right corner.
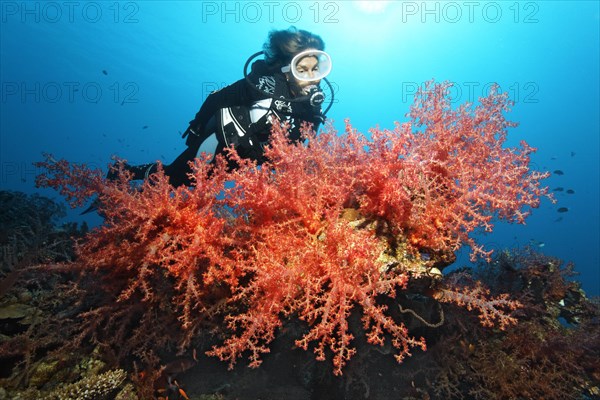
(6, 80), (597, 399)
(420, 249), (600, 400)
(14, 368), (127, 400)
(0, 192), (99, 398)
(0, 190), (85, 270)
(32, 81), (548, 375)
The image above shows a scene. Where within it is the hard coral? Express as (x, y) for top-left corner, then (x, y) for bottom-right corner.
(16, 368), (127, 400)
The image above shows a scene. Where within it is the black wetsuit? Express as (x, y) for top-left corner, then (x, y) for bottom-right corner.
(127, 60), (324, 187)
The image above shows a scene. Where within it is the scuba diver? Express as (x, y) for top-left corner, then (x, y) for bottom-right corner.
(113, 27), (333, 187)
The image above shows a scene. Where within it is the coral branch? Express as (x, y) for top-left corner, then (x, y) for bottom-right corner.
(433, 281), (522, 330)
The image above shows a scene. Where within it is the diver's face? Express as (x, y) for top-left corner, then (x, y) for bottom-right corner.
(288, 55), (321, 94)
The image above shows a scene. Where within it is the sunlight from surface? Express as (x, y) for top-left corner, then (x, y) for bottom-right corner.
(354, 1), (390, 14)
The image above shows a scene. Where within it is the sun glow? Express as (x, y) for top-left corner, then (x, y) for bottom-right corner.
(354, 1), (391, 14)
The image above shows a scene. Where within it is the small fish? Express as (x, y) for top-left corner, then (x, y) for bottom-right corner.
(102, 69), (108, 75)
(81, 198), (102, 215)
(566, 189), (575, 194)
(557, 207), (569, 213)
(570, 151), (576, 157)
(529, 239), (545, 248)
(178, 387), (191, 400)
(553, 187), (564, 192)
(528, 239), (545, 248)
(553, 170), (564, 175)
(142, 125), (148, 129)
(164, 378), (190, 400)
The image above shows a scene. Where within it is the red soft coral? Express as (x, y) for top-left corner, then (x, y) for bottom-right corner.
(35, 80), (548, 375)
(35, 154), (238, 345)
(357, 81), (550, 259)
(204, 121), (426, 375)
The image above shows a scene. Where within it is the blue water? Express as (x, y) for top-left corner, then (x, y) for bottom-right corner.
(1, 1), (598, 295)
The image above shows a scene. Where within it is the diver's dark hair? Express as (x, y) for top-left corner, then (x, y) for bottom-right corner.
(263, 27), (325, 69)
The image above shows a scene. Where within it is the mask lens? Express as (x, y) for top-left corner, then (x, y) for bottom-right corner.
(288, 50), (332, 82)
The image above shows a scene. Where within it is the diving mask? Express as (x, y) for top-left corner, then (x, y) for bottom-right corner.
(281, 49), (332, 82)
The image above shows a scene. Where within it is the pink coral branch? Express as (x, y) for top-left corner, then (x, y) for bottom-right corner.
(433, 275), (522, 330)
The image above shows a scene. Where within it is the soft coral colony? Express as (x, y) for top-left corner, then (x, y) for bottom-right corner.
(35, 81), (550, 376)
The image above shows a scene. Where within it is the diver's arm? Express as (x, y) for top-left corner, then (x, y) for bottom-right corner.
(183, 78), (260, 147)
